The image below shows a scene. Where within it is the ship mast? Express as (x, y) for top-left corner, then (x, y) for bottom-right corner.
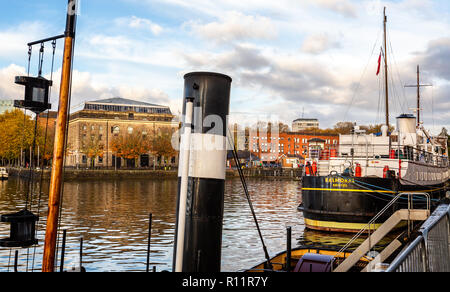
(383, 7), (390, 129)
(405, 65), (432, 127)
(42, 0), (77, 272)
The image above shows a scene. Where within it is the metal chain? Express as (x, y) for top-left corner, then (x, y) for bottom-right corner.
(38, 43), (44, 77)
(27, 46), (32, 76)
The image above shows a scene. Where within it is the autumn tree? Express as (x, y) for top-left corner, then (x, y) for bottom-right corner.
(36, 116), (55, 166)
(81, 135), (104, 168)
(0, 109), (35, 165)
(151, 127), (177, 166)
(110, 127), (152, 168)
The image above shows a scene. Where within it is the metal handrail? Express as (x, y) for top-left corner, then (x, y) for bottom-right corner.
(386, 204), (450, 272)
(326, 143), (449, 167)
(334, 192), (430, 260)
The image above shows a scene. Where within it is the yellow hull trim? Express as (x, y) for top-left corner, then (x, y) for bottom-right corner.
(305, 218), (382, 231)
(302, 187), (394, 193)
(302, 186), (445, 194)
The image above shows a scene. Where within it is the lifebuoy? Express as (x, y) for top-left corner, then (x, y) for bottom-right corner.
(355, 163), (362, 177)
(383, 165), (389, 178)
(312, 161), (318, 176)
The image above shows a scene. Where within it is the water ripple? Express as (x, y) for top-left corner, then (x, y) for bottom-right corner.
(0, 177), (304, 272)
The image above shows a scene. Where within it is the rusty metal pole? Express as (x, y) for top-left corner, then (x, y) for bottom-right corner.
(42, 0), (77, 272)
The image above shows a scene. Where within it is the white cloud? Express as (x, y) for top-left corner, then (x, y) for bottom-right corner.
(115, 16), (163, 35)
(47, 68), (172, 112)
(313, 0), (357, 18)
(0, 64), (173, 114)
(78, 34), (183, 68)
(185, 11), (277, 43)
(0, 64), (26, 100)
(301, 33), (341, 54)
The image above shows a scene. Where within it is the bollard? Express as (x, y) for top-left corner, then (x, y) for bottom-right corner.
(14, 250), (19, 272)
(146, 213), (153, 272)
(173, 72), (231, 272)
(60, 229), (67, 272)
(286, 226), (292, 272)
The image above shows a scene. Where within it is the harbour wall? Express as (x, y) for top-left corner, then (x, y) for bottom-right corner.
(6, 167), (303, 181)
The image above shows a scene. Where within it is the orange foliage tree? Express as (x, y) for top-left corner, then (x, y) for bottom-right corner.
(151, 127), (177, 166)
(110, 128), (152, 168)
(0, 109), (58, 166)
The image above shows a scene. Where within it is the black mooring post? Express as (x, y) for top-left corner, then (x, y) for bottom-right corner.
(60, 229), (67, 272)
(146, 213), (153, 272)
(173, 72), (232, 272)
(286, 226), (292, 272)
(14, 250), (18, 272)
(79, 237), (84, 271)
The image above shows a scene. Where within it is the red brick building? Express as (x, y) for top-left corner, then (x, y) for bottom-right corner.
(248, 132), (339, 163)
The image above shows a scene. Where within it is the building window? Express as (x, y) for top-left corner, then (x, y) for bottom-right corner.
(128, 127), (134, 134)
(113, 126), (120, 136)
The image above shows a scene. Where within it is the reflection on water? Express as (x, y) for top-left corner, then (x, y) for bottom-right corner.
(0, 177), (393, 272)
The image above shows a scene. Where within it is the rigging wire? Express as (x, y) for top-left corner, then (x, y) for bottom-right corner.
(31, 39), (57, 272)
(431, 86), (435, 130)
(343, 26), (383, 121)
(24, 114), (39, 272)
(387, 34), (410, 112)
(226, 127), (273, 270)
(376, 68), (382, 124)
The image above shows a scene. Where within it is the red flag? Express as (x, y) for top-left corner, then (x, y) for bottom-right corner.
(376, 52), (382, 75)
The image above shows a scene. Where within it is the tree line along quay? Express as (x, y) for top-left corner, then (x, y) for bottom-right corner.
(1, 97), (449, 172)
(0, 97), (179, 169)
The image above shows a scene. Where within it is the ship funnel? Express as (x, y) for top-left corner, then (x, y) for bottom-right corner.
(396, 114), (416, 134)
(381, 125), (388, 137)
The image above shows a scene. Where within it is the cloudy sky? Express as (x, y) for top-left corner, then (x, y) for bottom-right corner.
(0, 0), (449, 133)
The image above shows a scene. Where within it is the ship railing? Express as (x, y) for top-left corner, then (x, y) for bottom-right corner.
(385, 204), (450, 272)
(328, 143), (449, 168)
(333, 192), (430, 265)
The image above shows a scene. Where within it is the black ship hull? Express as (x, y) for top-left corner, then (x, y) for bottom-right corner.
(300, 175), (448, 233)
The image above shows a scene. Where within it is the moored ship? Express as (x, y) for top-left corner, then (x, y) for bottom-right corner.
(300, 117), (449, 233)
(299, 8), (449, 233)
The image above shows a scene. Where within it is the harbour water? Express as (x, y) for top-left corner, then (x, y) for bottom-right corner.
(0, 177), (305, 272)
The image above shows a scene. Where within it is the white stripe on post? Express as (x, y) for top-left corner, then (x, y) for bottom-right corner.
(175, 97), (194, 272)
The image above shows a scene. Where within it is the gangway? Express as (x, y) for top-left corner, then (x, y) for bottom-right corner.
(333, 193), (430, 272)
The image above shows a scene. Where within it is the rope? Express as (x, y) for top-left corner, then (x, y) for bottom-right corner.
(226, 127), (273, 270)
(23, 114), (39, 272)
(25, 115), (39, 210)
(30, 38), (57, 272)
(334, 173), (439, 203)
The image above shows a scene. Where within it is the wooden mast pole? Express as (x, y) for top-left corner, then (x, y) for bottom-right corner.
(416, 65), (420, 126)
(383, 7), (389, 128)
(405, 66), (432, 127)
(42, 0), (77, 272)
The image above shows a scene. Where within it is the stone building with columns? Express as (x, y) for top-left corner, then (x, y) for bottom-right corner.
(66, 97), (179, 168)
